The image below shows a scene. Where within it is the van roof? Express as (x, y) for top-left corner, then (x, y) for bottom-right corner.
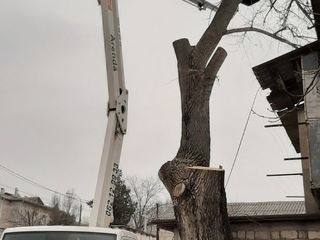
(2, 226), (137, 239)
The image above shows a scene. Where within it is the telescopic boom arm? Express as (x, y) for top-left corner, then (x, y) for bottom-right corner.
(89, 0), (128, 228)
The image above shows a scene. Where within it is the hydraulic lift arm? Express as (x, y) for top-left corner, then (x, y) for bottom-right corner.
(89, 0), (128, 228)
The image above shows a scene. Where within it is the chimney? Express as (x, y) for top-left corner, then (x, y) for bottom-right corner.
(0, 188), (5, 195)
(14, 187), (19, 197)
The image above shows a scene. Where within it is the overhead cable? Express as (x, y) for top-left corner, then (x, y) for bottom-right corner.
(0, 162), (89, 203)
(225, 87), (261, 188)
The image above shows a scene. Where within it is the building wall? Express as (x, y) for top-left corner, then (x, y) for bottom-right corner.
(159, 229), (174, 240)
(231, 220), (320, 240)
(157, 219), (320, 240)
(0, 199), (52, 228)
(135, 232), (156, 240)
(0, 198), (13, 228)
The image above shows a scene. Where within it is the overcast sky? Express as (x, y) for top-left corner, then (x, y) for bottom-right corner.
(0, 0), (305, 220)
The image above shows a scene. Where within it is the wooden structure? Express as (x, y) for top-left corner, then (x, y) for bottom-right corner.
(253, 40), (320, 213)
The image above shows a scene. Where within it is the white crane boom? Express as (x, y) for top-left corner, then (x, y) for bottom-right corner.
(89, 0), (128, 228)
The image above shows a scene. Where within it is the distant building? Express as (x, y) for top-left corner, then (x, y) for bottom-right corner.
(0, 188), (52, 228)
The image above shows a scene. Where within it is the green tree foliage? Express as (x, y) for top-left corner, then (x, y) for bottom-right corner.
(112, 170), (136, 225)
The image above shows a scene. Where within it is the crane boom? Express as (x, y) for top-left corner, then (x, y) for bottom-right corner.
(89, 0), (128, 228)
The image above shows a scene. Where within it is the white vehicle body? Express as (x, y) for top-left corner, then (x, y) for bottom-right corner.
(0, 226), (137, 240)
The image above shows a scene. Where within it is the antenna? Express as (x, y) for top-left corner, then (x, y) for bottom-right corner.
(182, 0), (218, 11)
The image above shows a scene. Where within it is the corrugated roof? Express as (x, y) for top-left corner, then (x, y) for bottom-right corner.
(227, 201), (305, 216)
(152, 201), (305, 221)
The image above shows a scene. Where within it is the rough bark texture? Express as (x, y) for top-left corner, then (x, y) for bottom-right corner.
(158, 0), (242, 239)
(311, 0), (320, 39)
(173, 167), (231, 240)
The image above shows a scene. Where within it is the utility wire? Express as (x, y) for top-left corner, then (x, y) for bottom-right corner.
(0, 163), (89, 203)
(0, 182), (91, 211)
(225, 87), (261, 188)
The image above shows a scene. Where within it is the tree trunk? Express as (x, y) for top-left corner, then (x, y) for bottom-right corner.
(158, 0), (242, 239)
(311, 0), (320, 39)
(172, 167), (231, 240)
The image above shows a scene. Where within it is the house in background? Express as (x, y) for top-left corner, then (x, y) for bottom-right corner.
(0, 188), (52, 228)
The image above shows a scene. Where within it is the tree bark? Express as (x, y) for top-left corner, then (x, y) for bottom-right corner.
(173, 167), (231, 240)
(158, 0), (243, 239)
(311, 0), (320, 39)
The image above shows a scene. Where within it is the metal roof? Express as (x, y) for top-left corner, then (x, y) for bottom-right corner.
(151, 201), (306, 221)
(227, 201), (305, 216)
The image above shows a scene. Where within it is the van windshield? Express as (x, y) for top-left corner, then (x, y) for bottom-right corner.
(2, 232), (117, 240)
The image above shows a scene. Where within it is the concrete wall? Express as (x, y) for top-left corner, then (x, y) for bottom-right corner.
(0, 199), (52, 228)
(157, 218), (320, 240)
(0, 198), (12, 228)
(231, 219), (320, 240)
(135, 232), (156, 240)
(159, 229), (174, 240)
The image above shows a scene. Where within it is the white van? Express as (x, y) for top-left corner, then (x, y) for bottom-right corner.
(0, 226), (138, 240)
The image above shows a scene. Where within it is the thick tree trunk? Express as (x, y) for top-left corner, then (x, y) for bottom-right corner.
(159, 39), (230, 240)
(158, 0), (242, 239)
(172, 167), (231, 240)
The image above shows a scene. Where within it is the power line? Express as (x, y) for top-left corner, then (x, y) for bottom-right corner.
(0, 162), (89, 203)
(0, 182), (91, 212)
(225, 87), (261, 188)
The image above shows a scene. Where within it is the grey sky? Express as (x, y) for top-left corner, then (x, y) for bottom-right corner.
(0, 0), (304, 219)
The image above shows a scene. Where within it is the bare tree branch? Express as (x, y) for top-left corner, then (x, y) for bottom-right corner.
(127, 176), (163, 230)
(225, 27), (300, 48)
(264, 0), (279, 24)
(294, 0), (314, 26)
